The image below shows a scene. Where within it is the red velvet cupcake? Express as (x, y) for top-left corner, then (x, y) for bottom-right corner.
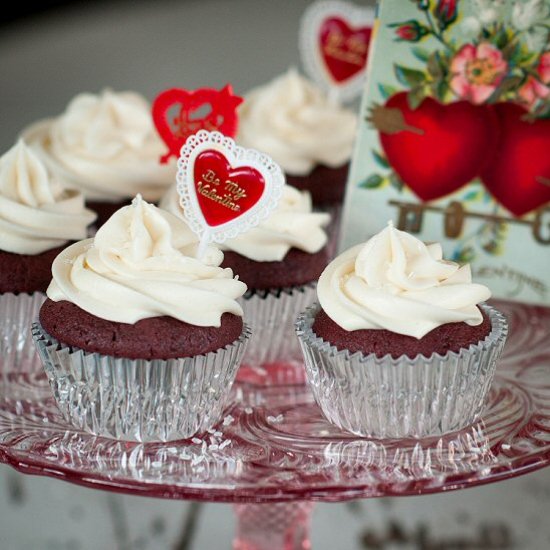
(161, 182), (330, 385)
(0, 141), (95, 372)
(296, 224), (508, 438)
(237, 69), (357, 207)
(21, 89), (175, 227)
(33, 197), (249, 442)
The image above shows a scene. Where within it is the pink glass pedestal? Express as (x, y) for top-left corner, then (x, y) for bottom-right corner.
(233, 502), (314, 550)
(1, 300), (550, 549)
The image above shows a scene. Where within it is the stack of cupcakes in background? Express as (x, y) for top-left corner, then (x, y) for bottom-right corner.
(33, 196), (250, 442)
(237, 69), (357, 256)
(0, 140), (96, 373)
(22, 89), (176, 227)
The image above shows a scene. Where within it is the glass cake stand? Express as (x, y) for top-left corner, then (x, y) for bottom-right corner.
(1, 300), (549, 550)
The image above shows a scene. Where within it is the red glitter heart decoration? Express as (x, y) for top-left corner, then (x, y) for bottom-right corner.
(152, 85), (243, 163)
(319, 16), (372, 84)
(193, 150), (265, 227)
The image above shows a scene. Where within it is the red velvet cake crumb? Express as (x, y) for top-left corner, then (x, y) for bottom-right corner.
(222, 247), (329, 290)
(39, 299), (243, 360)
(286, 162), (349, 206)
(0, 245), (68, 294)
(312, 308), (492, 359)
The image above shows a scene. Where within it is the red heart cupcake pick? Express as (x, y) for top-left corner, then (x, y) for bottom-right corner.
(152, 85), (243, 164)
(319, 16), (372, 84)
(300, 1), (374, 102)
(193, 150), (266, 227)
(176, 130), (284, 258)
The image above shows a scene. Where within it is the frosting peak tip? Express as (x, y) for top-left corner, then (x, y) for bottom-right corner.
(132, 193), (144, 207)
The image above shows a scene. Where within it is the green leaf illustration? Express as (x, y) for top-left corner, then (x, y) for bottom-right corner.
(407, 86), (426, 109)
(411, 46), (431, 62)
(453, 245), (476, 264)
(502, 40), (519, 62)
(430, 79), (449, 102)
(493, 26), (511, 50)
(463, 189), (482, 202)
(394, 64), (426, 88)
(489, 76), (524, 102)
(372, 150), (390, 169)
(479, 221), (508, 256)
(378, 83), (398, 99)
(389, 172), (404, 192)
(427, 51), (445, 79)
(515, 48), (539, 66)
(481, 240), (499, 255)
(359, 174), (385, 189)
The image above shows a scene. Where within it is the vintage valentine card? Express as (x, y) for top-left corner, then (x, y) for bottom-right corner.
(341, 0), (550, 305)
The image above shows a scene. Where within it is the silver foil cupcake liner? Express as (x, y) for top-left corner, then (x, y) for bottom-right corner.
(32, 321), (251, 442)
(0, 292), (46, 373)
(296, 303), (508, 439)
(236, 283), (317, 386)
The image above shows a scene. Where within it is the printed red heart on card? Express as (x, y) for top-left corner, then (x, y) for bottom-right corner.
(193, 150), (265, 227)
(480, 103), (550, 217)
(300, 2), (374, 101)
(176, 131), (284, 254)
(152, 85), (242, 163)
(319, 17), (372, 83)
(376, 92), (499, 202)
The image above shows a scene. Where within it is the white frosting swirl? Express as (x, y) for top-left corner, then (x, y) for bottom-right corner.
(318, 224), (491, 339)
(0, 141), (96, 255)
(160, 183), (330, 261)
(22, 90), (175, 202)
(237, 69), (357, 175)
(47, 196), (246, 326)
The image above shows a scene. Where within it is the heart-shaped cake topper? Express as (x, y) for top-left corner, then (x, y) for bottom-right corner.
(300, 1), (374, 103)
(176, 130), (284, 258)
(152, 85), (243, 164)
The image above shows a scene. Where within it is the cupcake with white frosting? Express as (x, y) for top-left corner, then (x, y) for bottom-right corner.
(22, 89), (175, 226)
(296, 223), (508, 438)
(161, 183), (330, 384)
(0, 140), (96, 372)
(237, 69), (357, 206)
(32, 196), (250, 442)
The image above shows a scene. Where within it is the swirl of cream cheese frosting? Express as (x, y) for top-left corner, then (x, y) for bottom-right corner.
(237, 69), (357, 176)
(21, 89), (175, 202)
(317, 223), (491, 339)
(47, 195), (246, 326)
(160, 183), (330, 262)
(0, 140), (96, 255)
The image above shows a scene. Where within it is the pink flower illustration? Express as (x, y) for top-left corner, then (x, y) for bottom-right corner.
(450, 43), (508, 104)
(518, 52), (550, 108)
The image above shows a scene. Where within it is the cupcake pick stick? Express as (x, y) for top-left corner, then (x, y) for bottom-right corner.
(176, 130), (285, 260)
(299, 1), (375, 104)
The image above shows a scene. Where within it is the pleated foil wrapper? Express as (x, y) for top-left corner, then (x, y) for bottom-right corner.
(0, 292), (46, 373)
(32, 321), (251, 442)
(236, 284), (317, 386)
(296, 303), (508, 439)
